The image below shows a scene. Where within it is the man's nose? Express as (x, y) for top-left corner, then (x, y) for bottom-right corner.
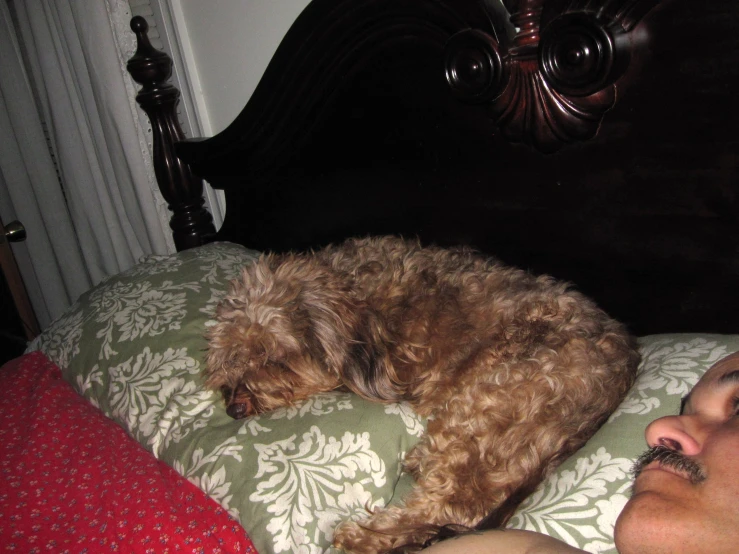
(644, 415), (702, 456)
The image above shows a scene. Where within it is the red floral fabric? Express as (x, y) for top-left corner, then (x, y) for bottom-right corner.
(0, 351), (258, 554)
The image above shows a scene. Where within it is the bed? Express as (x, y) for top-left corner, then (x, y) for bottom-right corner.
(4, 0), (739, 552)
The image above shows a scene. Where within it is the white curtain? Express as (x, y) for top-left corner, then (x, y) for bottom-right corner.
(0, 0), (175, 329)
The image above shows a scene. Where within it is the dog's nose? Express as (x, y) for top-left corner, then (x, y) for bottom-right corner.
(227, 402), (249, 419)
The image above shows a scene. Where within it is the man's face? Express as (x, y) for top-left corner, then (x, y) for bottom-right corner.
(615, 351), (739, 553)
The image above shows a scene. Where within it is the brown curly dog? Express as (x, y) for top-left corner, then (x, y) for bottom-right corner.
(205, 236), (639, 553)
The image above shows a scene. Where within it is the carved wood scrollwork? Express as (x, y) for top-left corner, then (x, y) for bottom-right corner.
(445, 0), (660, 152)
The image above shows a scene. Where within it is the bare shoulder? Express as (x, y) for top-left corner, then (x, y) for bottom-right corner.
(420, 529), (588, 554)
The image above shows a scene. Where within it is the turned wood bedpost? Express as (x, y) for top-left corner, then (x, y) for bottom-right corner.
(126, 16), (215, 251)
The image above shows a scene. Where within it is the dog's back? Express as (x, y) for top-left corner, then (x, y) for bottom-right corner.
(205, 235), (640, 553)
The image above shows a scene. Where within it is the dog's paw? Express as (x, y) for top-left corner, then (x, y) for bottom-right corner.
(332, 521), (395, 554)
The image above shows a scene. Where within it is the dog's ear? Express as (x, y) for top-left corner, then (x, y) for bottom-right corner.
(340, 309), (406, 403)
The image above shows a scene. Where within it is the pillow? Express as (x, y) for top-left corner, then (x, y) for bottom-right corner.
(509, 333), (739, 553)
(31, 242), (735, 554)
(29, 242), (425, 554)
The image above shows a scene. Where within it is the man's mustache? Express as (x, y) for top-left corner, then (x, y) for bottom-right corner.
(632, 445), (707, 484)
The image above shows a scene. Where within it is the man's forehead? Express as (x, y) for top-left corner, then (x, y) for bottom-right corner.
(704, 352), (739, 385)
(680, 351), (739, 415)
(711, 351), (739, 371)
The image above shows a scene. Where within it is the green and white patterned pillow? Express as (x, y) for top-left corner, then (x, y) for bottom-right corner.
(29, 242), (425, 554)
(509, 333), (739, 553)
(29, 241), (737, 554)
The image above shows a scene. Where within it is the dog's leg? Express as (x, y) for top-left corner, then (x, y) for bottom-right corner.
(333, 331), (637, 553)
(332, 419), (503, 553)
(205, 253), (360, 417)
(332, 408), (581, 553)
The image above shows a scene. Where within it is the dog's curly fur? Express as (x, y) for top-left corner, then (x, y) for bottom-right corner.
(205, 236), (639, 553)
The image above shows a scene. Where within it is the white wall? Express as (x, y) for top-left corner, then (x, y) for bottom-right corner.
(172, 0), (311, 135)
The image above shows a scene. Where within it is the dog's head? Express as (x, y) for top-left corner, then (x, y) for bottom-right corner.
(205, 255), (356, 416)
(205, 304), (345, 417)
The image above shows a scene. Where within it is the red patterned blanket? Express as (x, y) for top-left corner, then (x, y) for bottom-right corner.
(0, 351), (258, 554)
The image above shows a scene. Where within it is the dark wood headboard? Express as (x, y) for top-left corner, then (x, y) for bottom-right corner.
(127, 0), (739, 336)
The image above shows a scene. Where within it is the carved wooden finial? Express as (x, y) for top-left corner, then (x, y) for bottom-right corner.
(126, 16), (215, 251)
(128, 16), (174, 90)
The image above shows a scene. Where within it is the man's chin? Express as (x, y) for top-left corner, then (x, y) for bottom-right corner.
(614, 492), (691, 554)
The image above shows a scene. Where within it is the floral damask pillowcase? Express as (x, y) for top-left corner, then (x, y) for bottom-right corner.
(29, 242), (425, 554)
(29, 242), (738, 554)
(510, 333), (739, 553)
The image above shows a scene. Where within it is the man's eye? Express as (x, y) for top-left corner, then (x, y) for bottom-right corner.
(732, 396), (739, 416)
